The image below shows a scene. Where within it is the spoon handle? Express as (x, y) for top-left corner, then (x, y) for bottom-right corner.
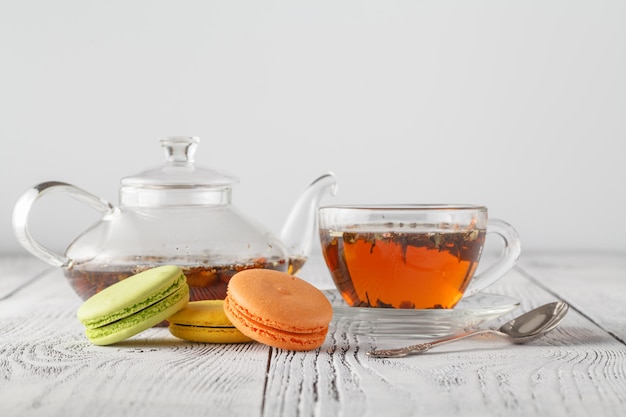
(367, 329), (500, 358)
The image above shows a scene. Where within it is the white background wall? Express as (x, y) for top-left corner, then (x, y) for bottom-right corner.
(2, 1), (625, 259)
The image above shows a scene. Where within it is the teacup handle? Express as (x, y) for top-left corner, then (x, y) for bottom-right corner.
(12, 181), (117, 268)
(464, 219), (522, 297)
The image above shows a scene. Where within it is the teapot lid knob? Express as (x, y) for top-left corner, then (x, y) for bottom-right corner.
(119, 136), (239, 207)
(161, 136), (199, 166)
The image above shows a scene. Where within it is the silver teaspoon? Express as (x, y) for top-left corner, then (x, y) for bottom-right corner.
(367, 301), (569, 358)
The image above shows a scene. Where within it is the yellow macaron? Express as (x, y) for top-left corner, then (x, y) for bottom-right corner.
(167, 300), (252, 343)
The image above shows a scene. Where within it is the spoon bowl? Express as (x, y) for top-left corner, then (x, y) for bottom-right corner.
(498, 301), (569, 343)
(367, 301), (569, 358)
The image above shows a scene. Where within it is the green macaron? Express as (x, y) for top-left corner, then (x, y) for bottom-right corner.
(77, 265), (189, 346)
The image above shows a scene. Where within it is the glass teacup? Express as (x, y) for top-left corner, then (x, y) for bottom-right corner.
(318, 205), (521, 309)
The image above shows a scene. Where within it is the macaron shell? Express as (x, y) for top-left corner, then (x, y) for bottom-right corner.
(77, 265), (186, 328)
(225, 269), (333, 334)
(169, 324), (252, 344)
(86, 285), (190, 346)
(224, 269), (333, 351)
(167, 300), (234, 327)
(223, 296), (327, 351)
(167, 300), (252, 343)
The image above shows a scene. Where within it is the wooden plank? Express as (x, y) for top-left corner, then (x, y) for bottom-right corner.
(0, 265), (269, 417)
(0, 254), (50, 300)
(2, 254), (625, 417)
(262, 269), (626, 417)
(518, 251), (626, 342)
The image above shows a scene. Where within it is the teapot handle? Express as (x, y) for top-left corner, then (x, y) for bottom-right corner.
(12, 181), (116, 268)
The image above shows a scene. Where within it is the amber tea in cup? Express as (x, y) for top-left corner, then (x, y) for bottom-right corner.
(319, 205), (521, 309)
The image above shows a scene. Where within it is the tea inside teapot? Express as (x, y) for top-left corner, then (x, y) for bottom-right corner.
(66, 256), (288, 301)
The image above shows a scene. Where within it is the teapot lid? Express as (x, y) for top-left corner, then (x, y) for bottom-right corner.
(120, 136), (239, 207)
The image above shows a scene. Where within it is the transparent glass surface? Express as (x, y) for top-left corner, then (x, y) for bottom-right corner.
(13, 136), (337, 302)
(326, 290), (520, 339)
(319, 204), (521, 310)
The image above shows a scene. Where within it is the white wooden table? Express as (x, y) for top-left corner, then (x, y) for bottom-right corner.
(1, 251), (625, 417)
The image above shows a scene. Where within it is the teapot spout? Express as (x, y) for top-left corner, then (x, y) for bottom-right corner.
(280, 173), (338, 274)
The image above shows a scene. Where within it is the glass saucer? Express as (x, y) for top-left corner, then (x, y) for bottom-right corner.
(324, 290), (520, 339)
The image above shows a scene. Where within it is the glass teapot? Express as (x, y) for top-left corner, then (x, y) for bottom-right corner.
(13, 137), (337, 301)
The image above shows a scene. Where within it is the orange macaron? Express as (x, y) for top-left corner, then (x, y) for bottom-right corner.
(223, 269), (333, 351)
